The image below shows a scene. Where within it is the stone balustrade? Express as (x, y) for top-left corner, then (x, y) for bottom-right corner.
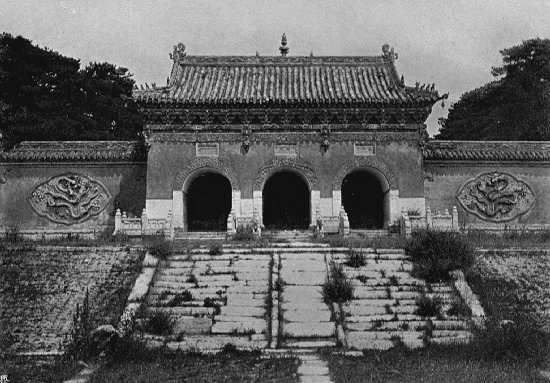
(114, 208), (174, 238)
(401, 206), (459, 236)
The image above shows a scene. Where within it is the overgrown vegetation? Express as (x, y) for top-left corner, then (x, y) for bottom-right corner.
(232, 225), (255, 241)
(146, 234), (172, 259)
(208, 242), (223, 255)
(167, 290), (193, 306)
(406, 230), (474, 281)
(143, 311), (174, 335)
(415, 294), (443, 317)
(345, 248), (367, 268)
(463, 229), (550, 248)
(89, 343), (300, 383)
(66, 289), (93, 361)
(322, 262), (354, 303)
(323, 235), (407, 249)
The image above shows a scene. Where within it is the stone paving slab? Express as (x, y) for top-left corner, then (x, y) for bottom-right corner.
(172, 316), (212, 334)
(284, 322), (335, 338)
(284, 309), (333, 323)
(220, 305), (265, 317)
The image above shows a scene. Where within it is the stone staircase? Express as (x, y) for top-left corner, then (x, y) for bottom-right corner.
(329, 249), (473, 350)
(137, 241), (474, 352)
(139, 246), (272, 351)
(173, 230), (227, 241)
(264, 230), (312, 242)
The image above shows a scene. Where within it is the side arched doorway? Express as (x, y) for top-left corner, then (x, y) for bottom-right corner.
(342, 170), (387, 229)
(263, 171), (310, 230)
(186, 172), (231, 231)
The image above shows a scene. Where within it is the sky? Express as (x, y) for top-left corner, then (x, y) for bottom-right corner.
(1, 0), (550, 135)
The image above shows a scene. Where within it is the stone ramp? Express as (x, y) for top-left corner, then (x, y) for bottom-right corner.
(279, 252), (338, 349)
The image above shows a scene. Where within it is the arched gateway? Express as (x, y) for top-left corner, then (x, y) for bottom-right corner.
(186, 172), (231, 231)
(137, 42), (442, 234)
(263, 171), (310, 229)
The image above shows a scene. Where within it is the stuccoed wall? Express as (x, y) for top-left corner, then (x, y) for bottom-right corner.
(145, 129), (426, 225)
(0, 163), (146, 234)
(425, 163), (550, 229)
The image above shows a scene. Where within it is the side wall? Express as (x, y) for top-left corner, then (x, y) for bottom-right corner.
(425, 162), (550, 230)
(0, 162), (146, 235)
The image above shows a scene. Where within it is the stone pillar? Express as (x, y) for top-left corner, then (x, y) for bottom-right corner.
(114, 209), (122, 234)
(172, 190), (184, 228)
(426, 206), (433, 228)
(452, 206), (459, 231)
(253, 190), (263, 226)
(332, 190), (342, 216)
(141, 208), (148, 235)
(310, 190), (320, 226)
(389, 189), (400, 225)
(231, 190), (241, 217)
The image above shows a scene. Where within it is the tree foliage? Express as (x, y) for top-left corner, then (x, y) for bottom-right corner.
(437, 38), (550, 140)
(0, 33), (142, 149)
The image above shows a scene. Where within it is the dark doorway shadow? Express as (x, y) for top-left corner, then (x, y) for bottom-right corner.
(186, 172), (231, 231)
(342, 170), (384, 229)
(263, 171), (310, 230)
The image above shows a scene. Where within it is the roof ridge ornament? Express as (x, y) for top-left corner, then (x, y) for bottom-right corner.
(382, 44), (398, 61)
(170, 43), (186, 62)
(279, 33), (289, 56)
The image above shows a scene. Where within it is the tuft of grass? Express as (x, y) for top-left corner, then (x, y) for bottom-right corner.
(345, 248), (367, 268)
(232, 225), (255, 241)
(388, 275), (399, 286)
(406, 230), (474, 282)
(322, 262), (354, 303)
(416, 294), (443, 317)
(144, 310), (174, 335)
(146, 235), (172, 260)
(208, 243), (223, 255)
(186, 273), (199, 286)
(167, 290), (193, 306)
(446, 299), (471, 317)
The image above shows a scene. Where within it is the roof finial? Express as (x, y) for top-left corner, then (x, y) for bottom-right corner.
(382, 44), (398, 61)
(170, 43), (186, 62)
(279, 33), (289, 57)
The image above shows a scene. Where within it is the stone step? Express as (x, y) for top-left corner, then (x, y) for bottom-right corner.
(432, 330), (473, 338)
(211, 320), (267, 335)
(144, 306), (216, 316)
(219, 305), (265, 317)
(284, 309), (332, 323)
(429, 336), (472, 346)
(283, 339), (337, 348)
(172, 316), (212, 334)
(284, 322), (335, 338)
(346, 320), (428, 332)
(345, 330), (424, 341)
(432, 320), (470, 330)
(165, 335), (267, 352)
(347, 338), (394, 350)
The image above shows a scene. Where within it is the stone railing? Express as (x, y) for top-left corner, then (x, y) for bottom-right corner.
(114, 208), (173, 237)
(226, 209), (263, 238)
(401, 206), (459, 236)
(313, 207), (350, 237)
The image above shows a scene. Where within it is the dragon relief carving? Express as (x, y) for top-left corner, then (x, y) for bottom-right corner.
(456, 172), (535, 222)
(28, 173), (111, 224)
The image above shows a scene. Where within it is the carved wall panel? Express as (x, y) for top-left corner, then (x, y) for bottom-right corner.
(28, 173), (111, 224)
(456, 172), (535, 222)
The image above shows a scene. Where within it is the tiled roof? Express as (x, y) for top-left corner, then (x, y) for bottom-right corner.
(424, 140), (550, 161)
(135, 55), (442, 108)
(0, 141), (146, 162)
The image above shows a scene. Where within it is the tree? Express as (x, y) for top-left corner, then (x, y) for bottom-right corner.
(0, 33), (142, 149)
(437, 38), (550, 140)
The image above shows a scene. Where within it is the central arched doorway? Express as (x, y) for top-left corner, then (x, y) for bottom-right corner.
(342, 170), (386, 229)
(263, 171), (310, 230)
(186, 172), (231, 231)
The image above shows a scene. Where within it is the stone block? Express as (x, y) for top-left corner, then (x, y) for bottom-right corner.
(173, 316), (212, 334)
